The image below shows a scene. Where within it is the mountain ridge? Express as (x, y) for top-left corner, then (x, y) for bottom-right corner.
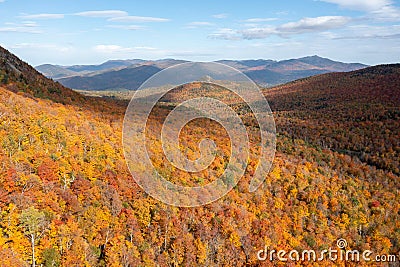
(58, 65), (162, 91)
(36, 56), (367, 90)
(0, 45), (127, 115)
(0, 46), (85, 104)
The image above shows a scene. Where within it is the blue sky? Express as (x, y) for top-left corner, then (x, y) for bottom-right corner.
(0, 0), (399, 65)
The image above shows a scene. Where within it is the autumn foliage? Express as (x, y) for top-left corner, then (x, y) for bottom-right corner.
(0, 47), (399, 266)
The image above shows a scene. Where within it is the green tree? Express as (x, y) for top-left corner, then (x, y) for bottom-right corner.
(20, 207), (49, 267)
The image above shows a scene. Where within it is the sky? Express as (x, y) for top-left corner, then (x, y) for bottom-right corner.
(0, 0), (399, 66)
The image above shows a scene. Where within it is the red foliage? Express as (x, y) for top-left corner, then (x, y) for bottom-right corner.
(37, 158), (59, 182)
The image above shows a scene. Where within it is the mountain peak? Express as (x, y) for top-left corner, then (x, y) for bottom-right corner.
(305, 55), (323, 59)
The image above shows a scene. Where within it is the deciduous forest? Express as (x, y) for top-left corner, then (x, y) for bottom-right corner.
(0, 46), (399, 266)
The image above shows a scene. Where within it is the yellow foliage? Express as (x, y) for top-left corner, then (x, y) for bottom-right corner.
(229, 232), (242, 248)
(194, 238), (207, 264)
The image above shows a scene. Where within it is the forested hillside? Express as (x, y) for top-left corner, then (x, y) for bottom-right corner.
(0, 47), (398, 266)
(265, 65), (400, 175)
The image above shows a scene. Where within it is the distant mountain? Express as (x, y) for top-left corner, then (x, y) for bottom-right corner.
(267, 55), (366, 73)
(146, 59), (189, 69)
(58, 65), (162, 91)
(215, 59), (276, 70)
(221, 56), (367, 86)
(35, 59), (147, 79)
(65, 59), (146, 73)
(35, 64), (79, 79)
(36, 59), (187, 80)
(36, 56), (367, 90)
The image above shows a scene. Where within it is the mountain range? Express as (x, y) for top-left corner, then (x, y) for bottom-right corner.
(36, 56), (367, 90)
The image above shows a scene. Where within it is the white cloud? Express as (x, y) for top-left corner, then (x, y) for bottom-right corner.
(94, 44), (128, 53)
(240, 26), (276, 39)
(94, 45), (213, 59)
(94, 44), (157, 54)
(74, 10), (170, 23)
(212, 13), (228, 19)
(186, 21), (215, 28)
(75, 10), (128, 18)
(108, 25), (145, 30)
(108, 16), (170, 22)
(332, 24), (400, 39)
(211, 16), (351, 40)
(0, 27), (41, 33)
(19, 13), (64, 19)
(0, 22), (42, 33)
(134, 46), (157, 50)
(209, 28), (241, 40)
(6, 21), (39, 27)
(320, 0), (400, 20)
(0, 0), (5, 3)
(188, 21), (214, 26)
(370, 5), (400, 20)
(21, 21), (38, 27)
(277, 16), (351, 34)
(320, 0), (391, 12)
(276, 11), (290, 16)
(243, 18), (278, 22)
(11, 43), (71, 52)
